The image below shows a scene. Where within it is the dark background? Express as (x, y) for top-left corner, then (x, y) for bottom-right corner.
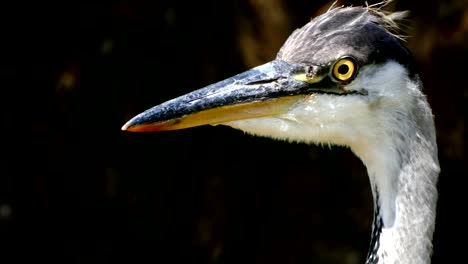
(2, 0), (466, 263)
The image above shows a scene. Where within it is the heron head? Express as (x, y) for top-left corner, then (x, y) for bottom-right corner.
(122, 7), (420, 150)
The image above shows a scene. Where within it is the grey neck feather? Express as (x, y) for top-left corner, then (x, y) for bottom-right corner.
(358, 79), (440, 264)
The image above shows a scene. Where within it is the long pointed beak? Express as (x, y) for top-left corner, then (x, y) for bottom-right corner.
(122, 60), (309, 132)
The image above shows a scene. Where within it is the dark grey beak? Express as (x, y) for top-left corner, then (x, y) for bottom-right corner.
(122, 60), (310, 132)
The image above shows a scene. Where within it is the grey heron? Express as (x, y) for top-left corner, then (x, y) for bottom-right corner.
(122, 5), (440, 264)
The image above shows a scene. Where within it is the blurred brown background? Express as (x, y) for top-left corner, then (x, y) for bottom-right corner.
(2, 0), (466, 263)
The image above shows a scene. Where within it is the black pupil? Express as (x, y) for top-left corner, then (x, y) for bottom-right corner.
(338, 64), (349, 75)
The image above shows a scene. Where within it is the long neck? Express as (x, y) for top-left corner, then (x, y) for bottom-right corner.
(355, 101), (440, 264)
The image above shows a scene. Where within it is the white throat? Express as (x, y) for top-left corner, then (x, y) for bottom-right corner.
(222, 61), (440, 263)
(355, 121), (439, 264)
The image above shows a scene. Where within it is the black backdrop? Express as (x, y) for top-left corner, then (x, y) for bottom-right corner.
(2, 0), (465, 263)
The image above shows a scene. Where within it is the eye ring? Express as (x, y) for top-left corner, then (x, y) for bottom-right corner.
(331, 57), (358, 83)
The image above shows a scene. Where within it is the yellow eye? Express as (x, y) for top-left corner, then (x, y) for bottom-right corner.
(332, 57), (357, 82)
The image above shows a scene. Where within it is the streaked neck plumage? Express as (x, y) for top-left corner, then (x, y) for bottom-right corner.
(351, 78), (440, 264)
(226, 65), (440, 263)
